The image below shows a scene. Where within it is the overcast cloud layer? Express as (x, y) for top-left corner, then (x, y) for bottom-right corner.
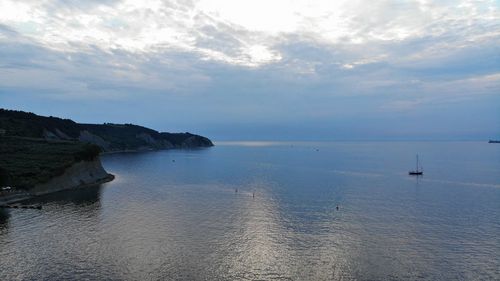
(1, 0), (499, 140)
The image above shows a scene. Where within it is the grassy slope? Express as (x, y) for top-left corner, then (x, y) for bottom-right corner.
(0, 137), (100, 189)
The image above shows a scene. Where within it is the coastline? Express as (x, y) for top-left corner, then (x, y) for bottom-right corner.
(0, 158), (114, 205)
(0, 109), (214, 206)
(29, 158), (114, 196)
(1, 146), (214, 206)
(100, 144), (215, 155)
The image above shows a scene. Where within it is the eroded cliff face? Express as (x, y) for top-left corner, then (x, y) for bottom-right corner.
(79, 130), (111, 151)
(1, 109), (214, 153)
(136, 132), (174, 150)
(181, 135), (213, 148)
(29, 158), (114, 196)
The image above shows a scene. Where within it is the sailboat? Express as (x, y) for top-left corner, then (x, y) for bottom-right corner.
(409, 154), (423, 175)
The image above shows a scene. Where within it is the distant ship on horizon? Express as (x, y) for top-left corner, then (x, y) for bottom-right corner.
(488, 140), (500, 143)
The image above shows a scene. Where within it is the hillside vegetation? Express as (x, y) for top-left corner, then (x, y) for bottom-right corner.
(0, 108), (213, 189)
(0, 109), (213, 151)
(0, 137), (101, 189)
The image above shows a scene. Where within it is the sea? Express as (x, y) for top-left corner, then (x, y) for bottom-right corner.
(1, 141), (499, 280)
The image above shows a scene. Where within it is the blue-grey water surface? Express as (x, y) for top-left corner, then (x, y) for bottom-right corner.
(1, 141), (499, 280)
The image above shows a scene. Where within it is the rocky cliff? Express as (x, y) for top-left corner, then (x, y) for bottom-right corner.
(29, 159), (114, 196)
(0, 108), (213, 198)
(0, 109), (214, 152)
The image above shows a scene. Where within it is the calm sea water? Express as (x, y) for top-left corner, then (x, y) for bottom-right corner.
(1, 141), (499, 280)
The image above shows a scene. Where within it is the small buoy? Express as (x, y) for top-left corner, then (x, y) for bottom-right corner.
(252, 192), (255, 198)
(336, 205), (339, 210)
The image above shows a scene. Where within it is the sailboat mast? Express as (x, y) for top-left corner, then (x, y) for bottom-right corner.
(416, 154), (419, 172)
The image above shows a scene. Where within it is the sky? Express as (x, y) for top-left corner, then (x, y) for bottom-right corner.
(0, 0), (499, 140)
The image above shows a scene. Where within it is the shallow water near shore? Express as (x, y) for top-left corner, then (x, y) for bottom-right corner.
(1, 141), (499, 280)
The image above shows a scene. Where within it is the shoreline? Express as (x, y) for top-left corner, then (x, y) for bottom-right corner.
(0, 174), (115, 205)
(2, 146), (213, 205)
(100, 145), (214, 155)
(0, 158), (115, 205)
(2, 146), (212, 206)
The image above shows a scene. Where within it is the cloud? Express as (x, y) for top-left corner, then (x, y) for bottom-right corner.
(0, 0), (499, 139)
(1, 0), (498, 67)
